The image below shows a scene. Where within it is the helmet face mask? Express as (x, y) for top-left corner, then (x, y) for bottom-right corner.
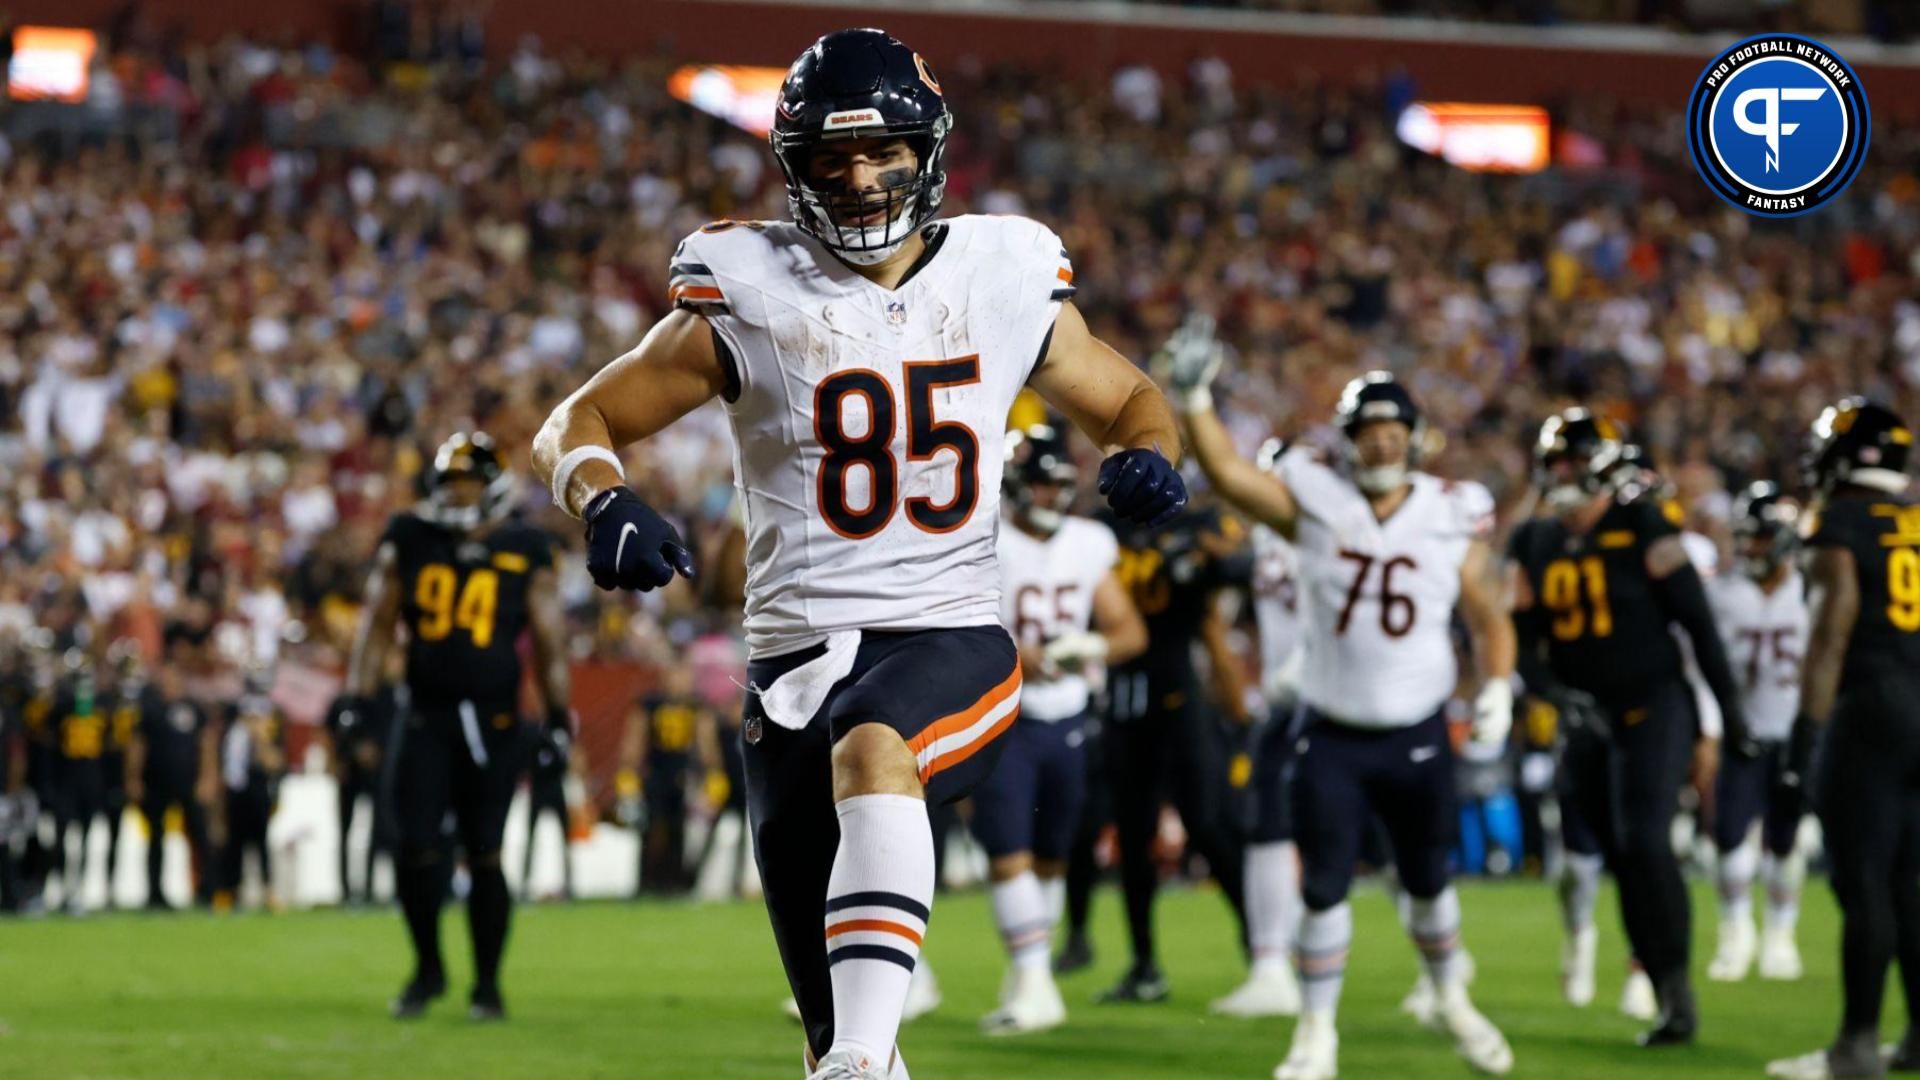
(426, 432), (512, 532)
(1334, 372), (1421, 496)
(1535, 409), (1626, 516)
(1732, 482), (1799, 581)
(1804, 398), (1914, 497)
(1004, 424), (1077, 536)
(771, 30), (952, 266)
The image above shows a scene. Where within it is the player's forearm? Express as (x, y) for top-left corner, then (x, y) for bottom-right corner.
(1655, 565), (1746, 732)
(532, 397), (626, 519)
(1095, 378), (1181, 463)
(1510, 607), (1562, 698)
(345, 615), (390, 700)
(1183, 406), (1290, 531)
(1472, 608), (1518, 681)
(1800, 552), (1857, 724)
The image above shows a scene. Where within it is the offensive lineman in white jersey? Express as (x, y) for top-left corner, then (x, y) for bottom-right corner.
(1164, 318), (1515, 1079)
(531, 30), (1188, 1080)
(1211, 439), (1307, 1020)
(1705, 482), (1811, 983)
(974, 422), (1146, 1035)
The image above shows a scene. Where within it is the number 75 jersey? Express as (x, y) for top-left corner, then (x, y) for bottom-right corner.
(672, 215), (1075, 658)
(1278, 450), (1494, 728)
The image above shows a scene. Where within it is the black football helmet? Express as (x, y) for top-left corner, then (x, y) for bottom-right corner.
(1731, 481), (1801, 581)
(1804, 397), (1913, 496)
(769, 29), (952, 265)
(1535, 408), (1629, 513)
(1003, 423), (1077, 535)
(1333, 372), (1423, 495)
(426, 431), (513, 531)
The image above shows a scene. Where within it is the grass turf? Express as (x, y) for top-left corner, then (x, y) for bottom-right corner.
(0, 880), (1851, 1079)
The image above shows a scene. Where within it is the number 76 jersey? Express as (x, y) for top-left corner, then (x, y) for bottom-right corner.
(671, 215), (1075, 658)
(1278, 450), (1494, 728)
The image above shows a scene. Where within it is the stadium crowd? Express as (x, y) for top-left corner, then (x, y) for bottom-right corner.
(0, 9), (1917, 911)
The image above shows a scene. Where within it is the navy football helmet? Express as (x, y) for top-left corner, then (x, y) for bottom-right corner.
(1731, 481), (1801, 581)
(1333, 372), (1423, 495)
(1004, 423), (1077, 535)
(770, 29), (952, 264)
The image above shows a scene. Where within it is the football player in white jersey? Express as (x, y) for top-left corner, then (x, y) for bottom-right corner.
(531, 30), (1187, 1080)
(1705, 482), (1811, 983)
(973, 422), (1146, 1035)
(1165, 319), (1516, 1079)
(1211, 439), (1306, 1020)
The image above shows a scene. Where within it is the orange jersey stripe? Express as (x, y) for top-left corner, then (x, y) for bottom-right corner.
(825, 919), (925, 946)
(919, 702), (1019, 782)
(905, 666), (1022, 757)
(1055, 267), (1073, 284)
(669, 284), (724, 302)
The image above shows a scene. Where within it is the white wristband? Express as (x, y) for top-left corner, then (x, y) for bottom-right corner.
(1179, 385), (1214, 414)
(551, 445), (625, 518)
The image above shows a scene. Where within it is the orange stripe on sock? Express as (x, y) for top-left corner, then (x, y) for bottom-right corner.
(825, 919), (924, 946)
(1056, 267), (1073, 283)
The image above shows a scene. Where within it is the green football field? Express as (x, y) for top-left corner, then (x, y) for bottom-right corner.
(0, 880), (1857, 1079)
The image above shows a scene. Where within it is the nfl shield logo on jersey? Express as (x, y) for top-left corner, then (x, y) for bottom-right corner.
(887, 299), (908, 326)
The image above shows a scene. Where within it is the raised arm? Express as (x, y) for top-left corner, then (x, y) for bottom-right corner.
(1155, 314), (1300, 536)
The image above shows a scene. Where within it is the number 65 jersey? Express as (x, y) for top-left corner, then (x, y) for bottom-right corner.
(671, 215), (1074, 658)
(1278, 449), (1494, 728)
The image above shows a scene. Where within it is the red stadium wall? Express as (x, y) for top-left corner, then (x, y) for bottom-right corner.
(10, 0), (1920, 119)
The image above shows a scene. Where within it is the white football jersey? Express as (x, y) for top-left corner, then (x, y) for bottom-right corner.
(1279, 449), (1493, 727)
(997, 516), (1120, 722)
(671, 215), (1075, 657)
(1250, 522), (1303, 699)
(1707, 570), (1807, 742)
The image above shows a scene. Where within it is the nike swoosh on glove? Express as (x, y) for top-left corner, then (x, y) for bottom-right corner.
(585, 486), (694, 592)
(1098, 448), (1188, 528)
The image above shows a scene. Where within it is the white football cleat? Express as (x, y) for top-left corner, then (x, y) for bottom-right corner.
(980, 967), (1067, 1036)
(1561, 926), (1597, 1007)
(1400, 973), (1438, 1027)
(1273, 1010), (1339, 1080)
(902, 962), (941, 1022)
(1708, 916), (1756, 982)
(1765, 1050), (1834, 1080)
(805, 1049), (891, 1080)
(1620, 968), (1658, 1022)
(1437, 990), (1514, 1076)
(1211, 965), (1302, 1018)
(1759, 926), (1804, 981)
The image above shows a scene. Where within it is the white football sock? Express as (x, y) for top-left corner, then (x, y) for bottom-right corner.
(1246, 841), (1301, 975)
(1296, 902), (1352, 1018)
(1561, 852), (1603, 935)
(990, 871), (1052, 972)
(1040, 875), (1066, 931)
(825, 794), (934, 1068)
(1763, 850), (1804, 932)
(1408, 886), (1464, 990)
(1719, 835), (1759, 924)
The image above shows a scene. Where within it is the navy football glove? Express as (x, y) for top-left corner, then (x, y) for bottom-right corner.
(584, 486), (694, 592)
(1098, 448), (1188, 528)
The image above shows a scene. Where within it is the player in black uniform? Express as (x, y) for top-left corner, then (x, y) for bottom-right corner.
(1508, 409), (1749, 1047)
(1768, 400), (1920, 1080)
(329, 675), (399, 907)
(1090, 499), (1249, 1003)
(623, 666), (709, 896)
(343, 432), (572, 1022)
(127, 660), (215, 909)
(49, 650), (110, 915)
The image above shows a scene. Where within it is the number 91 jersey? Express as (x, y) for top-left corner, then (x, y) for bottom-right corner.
(1279, 450), (1493, 727)
(671, 215), (1075, 658)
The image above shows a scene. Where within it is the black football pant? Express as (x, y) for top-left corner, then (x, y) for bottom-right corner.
(390, 701), (528, 995)
(523, 768), (573, 900)
(1062, 715), (1109, 942)
(1105, 678), (1248, 970)
(142, 774), (211, 905)
(222, 783), (274, 898)
(1562, 678), (1696, 992)
(339, 756), (392, 905)
(1816, 675), (1920, 1044)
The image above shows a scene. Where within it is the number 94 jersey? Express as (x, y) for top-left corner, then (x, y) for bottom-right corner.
(381, 513), (555, 708)
(672, 215), (1073, 658)
(1279, 450), (1494, 728)
(1804, 492), (1920, 686)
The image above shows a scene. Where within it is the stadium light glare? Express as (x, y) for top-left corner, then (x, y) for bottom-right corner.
(1395, 102), (1550, 173)
(667, 64), (788, 137)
